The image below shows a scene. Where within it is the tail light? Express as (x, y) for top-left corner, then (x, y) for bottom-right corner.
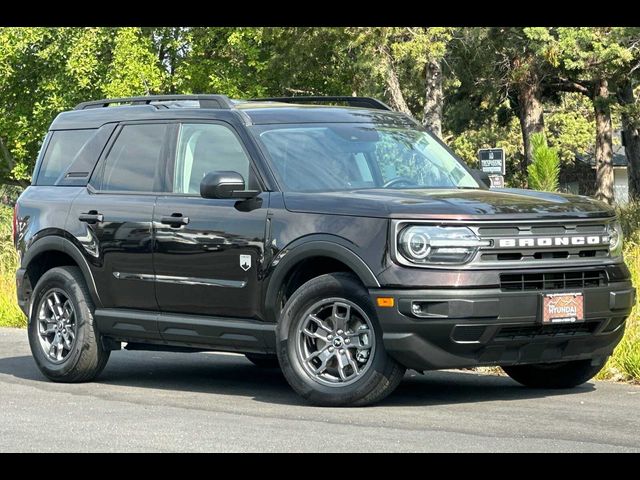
(12, 204), (18, 246)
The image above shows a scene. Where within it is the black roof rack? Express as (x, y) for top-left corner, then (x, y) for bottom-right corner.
(74, 94), (235, 110)
(250, 96), (392, 111)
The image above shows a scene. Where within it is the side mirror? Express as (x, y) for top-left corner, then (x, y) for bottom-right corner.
(200, 171), (259, 199)
(471, 169), (491, 188)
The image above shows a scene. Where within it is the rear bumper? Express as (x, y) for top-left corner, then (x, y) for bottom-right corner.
(371, 282), (635, 371)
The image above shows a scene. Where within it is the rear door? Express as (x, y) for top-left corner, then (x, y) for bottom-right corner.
(67, 122), (173, 338)
(153, 121), (269, 324)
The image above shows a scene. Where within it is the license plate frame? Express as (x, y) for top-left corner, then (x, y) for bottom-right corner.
(540, 292), (585, 324)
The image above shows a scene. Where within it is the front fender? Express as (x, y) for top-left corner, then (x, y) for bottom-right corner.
(263, 234), (380, 322)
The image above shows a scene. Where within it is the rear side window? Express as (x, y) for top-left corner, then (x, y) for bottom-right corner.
(36, 130), (95, 185)
(98, 124), (169, 192)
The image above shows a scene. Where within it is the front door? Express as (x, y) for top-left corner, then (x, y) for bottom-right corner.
(153, 122), (269, 322)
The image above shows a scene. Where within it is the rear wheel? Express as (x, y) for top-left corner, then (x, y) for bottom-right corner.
(28, 266), (110, 383)
(502, 358), (607, 389)
(277, 273), (405, 407)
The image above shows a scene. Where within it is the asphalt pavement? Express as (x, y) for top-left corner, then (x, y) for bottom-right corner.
(0, 327), (638, 452)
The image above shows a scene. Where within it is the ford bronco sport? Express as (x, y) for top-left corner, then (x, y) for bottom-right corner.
(14, 94), (635, 406)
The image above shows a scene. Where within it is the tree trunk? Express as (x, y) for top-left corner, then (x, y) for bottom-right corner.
(423, 58), (443, 138)
(516, 79), (544, 183)
(593, 78), (615, 204)
(619, 80), (640, 200)
(380, 45), (412, 116)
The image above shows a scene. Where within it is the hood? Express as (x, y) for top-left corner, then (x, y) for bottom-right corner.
(283, 188), (614, 220)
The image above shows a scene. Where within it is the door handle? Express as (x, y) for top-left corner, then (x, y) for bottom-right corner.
(79, 211), (104, 224)
(160, 213), (190, 227)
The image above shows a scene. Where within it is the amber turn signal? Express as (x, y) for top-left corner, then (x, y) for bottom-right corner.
(376, 297), (395, 308)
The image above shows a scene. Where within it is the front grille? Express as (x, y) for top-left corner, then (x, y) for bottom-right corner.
(472, 220), (613, 268)
(393, 218), (615, 270)
(500, 270), (607, 292)
(496, 321), (599, 340)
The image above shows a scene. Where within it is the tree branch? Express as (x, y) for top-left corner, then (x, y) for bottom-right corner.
(546, 77), (593, 96)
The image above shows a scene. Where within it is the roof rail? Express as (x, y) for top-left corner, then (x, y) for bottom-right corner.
(74, 94), (235, 110)
(250, 96), (393, 111)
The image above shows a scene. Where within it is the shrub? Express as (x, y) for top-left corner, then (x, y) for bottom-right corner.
(0, 204), (25, 327)
(596, 202), (640, 382)
(527, 132), (560, 192)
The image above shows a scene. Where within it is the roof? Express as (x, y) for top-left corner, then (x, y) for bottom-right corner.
(576, 131), (628, 168)
(50, 95), (414, 130)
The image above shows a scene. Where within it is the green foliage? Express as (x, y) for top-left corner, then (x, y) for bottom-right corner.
(0, 26), (638, 193)
(545, 93), (595, 164)
(102, 28), (164, 98)
(0, 205), (24, 327)
(598, 201), (640, 382)
(0, 27), (166, 185)
(555, 27), (634, 76)
(527, 133), (560, 192)
(449, 115), (524, 186)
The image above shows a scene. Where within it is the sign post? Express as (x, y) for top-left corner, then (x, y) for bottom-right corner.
(478, 148), (505, 188)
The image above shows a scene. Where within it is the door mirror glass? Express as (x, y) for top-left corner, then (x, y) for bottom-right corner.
(200, 171), (257, 199)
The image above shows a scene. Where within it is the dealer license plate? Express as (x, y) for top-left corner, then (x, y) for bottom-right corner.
(541, 292), (584, 324)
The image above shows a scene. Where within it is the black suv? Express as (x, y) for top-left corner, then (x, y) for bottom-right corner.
(14, 94), (635, 406)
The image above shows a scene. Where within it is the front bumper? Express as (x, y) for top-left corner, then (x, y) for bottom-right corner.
(371, 282), (635, 371)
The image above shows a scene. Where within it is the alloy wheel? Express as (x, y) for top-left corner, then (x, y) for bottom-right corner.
(36, 288), (77, 363)
(296, 297), (375, 387)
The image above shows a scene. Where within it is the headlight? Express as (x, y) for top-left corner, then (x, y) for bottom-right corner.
(397, 226), (489, 265)
(608, 221), (623, 257)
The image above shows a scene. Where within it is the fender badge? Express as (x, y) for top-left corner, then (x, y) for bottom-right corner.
(240, 254), (252, 271)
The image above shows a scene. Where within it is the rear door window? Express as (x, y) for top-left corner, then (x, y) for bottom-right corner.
(97, 123), (170, 193)
(36, 129), (95, 185)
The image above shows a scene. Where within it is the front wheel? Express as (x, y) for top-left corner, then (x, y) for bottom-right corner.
(502, 358), (608, 389)
(277, 273), (405, 407)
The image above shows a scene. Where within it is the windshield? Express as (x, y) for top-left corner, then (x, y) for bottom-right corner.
(253, 123), (479, 192)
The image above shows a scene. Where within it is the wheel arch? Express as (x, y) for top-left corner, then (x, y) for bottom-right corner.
(264, 236), (379, 323)
(21, 235), (102, 310)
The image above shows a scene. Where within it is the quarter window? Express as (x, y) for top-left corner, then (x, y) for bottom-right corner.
(37, 130), (95, 186)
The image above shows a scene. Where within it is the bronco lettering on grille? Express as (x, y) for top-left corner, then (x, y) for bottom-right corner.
(497, 235), (610, 248)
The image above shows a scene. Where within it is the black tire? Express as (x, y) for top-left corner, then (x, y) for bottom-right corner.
(276, 272), (405, 407)
(502, 358), (607, 389)
(245, 353), (280, 369)
(28, 266), (110, 383)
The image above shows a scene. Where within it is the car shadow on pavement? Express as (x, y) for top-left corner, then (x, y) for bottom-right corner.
(0, 351), (594, 408)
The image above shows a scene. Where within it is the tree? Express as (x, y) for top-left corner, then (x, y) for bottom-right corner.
(550, 27), (634, 204)
(0, 27), (166, 185)
(527, 132), (560, 192)
(347, 27), (456, 136)
(619, 80), (640, 199)
(486, 27), (555, 181)
(615, 28), (640, 199)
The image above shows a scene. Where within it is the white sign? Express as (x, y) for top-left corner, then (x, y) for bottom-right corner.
(478, 148), (506, 175)
(489, 175), (505, 188)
